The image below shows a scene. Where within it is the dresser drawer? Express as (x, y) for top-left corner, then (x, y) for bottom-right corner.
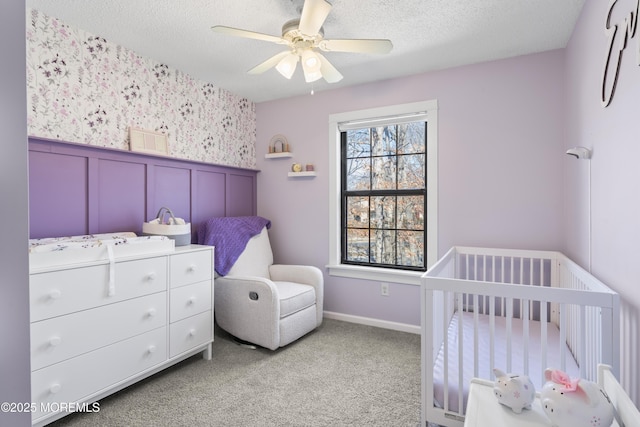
(31, 327), (167, 422)
(30, 256), (167, 322)
(170, 280), (212, 323)
(170, 250), (212, 288)
(31, 292), (167, 371)
(169, 311), (212, 358)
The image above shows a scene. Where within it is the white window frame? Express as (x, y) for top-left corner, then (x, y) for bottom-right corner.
(328, 100), (438, 286)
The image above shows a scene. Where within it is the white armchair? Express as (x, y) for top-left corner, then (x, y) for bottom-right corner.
(214, 226), (323, 350)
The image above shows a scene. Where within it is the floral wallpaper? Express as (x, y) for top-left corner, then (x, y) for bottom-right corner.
(25, 9), (256, 169)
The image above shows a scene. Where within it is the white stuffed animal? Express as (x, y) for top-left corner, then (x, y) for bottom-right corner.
(540, 368), (614, 427)
(492, 368), (536, 413)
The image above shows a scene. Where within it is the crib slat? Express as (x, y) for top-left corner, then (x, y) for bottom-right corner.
(586, 306), (593, 379)
(579, 305), (586, 379)
(523, 300), (530, 375)
(482, 255), (487, 282)
(595, 306), (604, 377)
(559, 302), (567, 372)
(473, 254), (477, 281)
(540, 301), (548, 386)
(506, 297), (513, 373)
(465, 254), (469, 280)
(492, 256), (496, 283)
(457, 293), (464, 414)
(443, 290), (450, 412)
(489, 296), (496, 381)
(473, 294), (479, 378)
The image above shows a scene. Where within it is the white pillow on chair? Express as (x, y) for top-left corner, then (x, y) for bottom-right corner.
(227, 227), (274, 278)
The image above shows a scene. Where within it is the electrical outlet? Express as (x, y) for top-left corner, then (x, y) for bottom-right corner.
(381, 282), (390, 296)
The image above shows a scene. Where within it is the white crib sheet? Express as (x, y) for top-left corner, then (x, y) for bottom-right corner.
(433, 311), (580, 413)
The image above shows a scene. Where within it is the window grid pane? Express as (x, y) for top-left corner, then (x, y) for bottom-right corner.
(398, 154), (425, 190)
(397, 196), (424, 230)
(346, 129), (371, 158)
(346, 158), (370, 191)
(346, 228), (370, 263)
(346, 196), (369, 228)
(372, 230), (396, 265)
(341, 121), (427, 271)
(371, 196), (395, 229)
(372, 156), (396, 190)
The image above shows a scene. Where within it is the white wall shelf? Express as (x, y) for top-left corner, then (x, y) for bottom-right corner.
(265, 152), (292, 159)
(288, 171), (317, 178)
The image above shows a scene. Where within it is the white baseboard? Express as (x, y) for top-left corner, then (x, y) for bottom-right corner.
(323, 311), (421, 334)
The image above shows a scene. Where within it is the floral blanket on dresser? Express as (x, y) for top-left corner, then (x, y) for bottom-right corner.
(28, 232), (167, 253)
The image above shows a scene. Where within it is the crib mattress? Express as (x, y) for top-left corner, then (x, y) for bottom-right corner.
(29, 232), (175, 270)
(433, 311), (580, 413)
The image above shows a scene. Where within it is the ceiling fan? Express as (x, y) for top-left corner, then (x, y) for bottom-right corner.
(211, 0), (393, 84)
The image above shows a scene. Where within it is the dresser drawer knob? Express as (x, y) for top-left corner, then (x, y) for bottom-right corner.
(49, 336), (62, 347)
(146, 272), (157, 281)
(49, 383), (61, 394)
(187, 297), (196, 305)
(48, 289), (62, 300)
(188, 329), (196, 337)
(188, 264), (197, 272)
(146, 308), (157, 318)
(147, 345), (156, 354)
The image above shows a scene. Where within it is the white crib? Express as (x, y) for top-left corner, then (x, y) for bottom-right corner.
(420, 246), (620, 427)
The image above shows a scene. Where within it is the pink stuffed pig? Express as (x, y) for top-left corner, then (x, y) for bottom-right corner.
(540, 368), (614, 427)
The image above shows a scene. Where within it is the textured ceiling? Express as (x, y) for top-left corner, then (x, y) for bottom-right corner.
(25, 0), (586, 103)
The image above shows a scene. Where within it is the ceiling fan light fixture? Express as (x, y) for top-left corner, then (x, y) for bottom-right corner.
(301, 49), (321, 71)
(303, 68), (323, 83)
(275, 53), (299, 79)
(301, 49), (322, 82)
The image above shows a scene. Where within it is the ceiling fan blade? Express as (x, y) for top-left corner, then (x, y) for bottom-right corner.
(247, 51), (292, 74)
(299, 0), (332, 36)
(211, 25), (286, 45)
(316, 52), (343, 83)
(319, 38), (393, 54)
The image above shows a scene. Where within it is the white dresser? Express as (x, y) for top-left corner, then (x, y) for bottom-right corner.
(29, 245), (214, 426)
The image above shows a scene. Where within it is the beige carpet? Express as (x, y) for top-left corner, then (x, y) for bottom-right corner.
(48, 319), (421, 426)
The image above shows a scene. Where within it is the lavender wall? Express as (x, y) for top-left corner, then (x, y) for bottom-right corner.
(0, 2), (31, 425)
(256, 50), (566, 327)
(564, 0), (640, 404)
(29, 137), (258, 240)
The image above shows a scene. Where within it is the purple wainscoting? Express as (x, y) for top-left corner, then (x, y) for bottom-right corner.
(228, 173), (257, 217)
(193, 170), (227, 219)
(28, 137), (258, 240)
(151, 165), (191, 222)
(95, 158), (147, 234)
(29, 150), (89, 238)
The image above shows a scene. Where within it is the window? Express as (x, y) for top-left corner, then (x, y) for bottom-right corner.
(328, 100), (438, 285)
(342, 121), (426, 270)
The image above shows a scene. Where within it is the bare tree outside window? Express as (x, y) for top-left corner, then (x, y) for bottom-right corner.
(341, 121), (426, 271)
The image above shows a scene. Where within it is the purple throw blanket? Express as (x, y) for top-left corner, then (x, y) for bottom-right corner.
(197, 216), (271, 276)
